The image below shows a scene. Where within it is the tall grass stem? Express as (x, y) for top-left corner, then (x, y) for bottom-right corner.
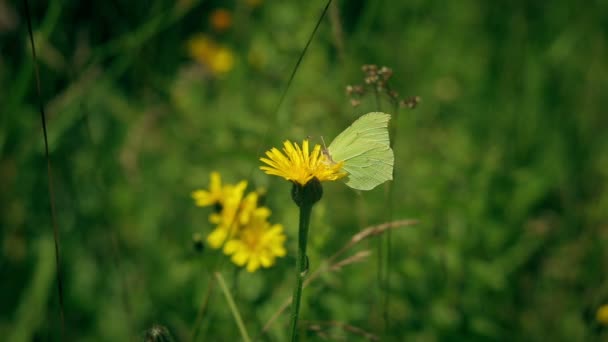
(215, 272), (251, 342)
(22, 0), (66, 338)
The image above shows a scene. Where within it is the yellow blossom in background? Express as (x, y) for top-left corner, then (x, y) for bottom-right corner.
(187, 34), (235, 75)
(223, 212), (287, 272)
(192, 171), (223, 207)
(210, 8), (232, 32)
(209, 47), (234, 74)
(597, 304), (608, 325)
(207, 180), (248, 247)
(192, 173), (287, 272)
(237, 192), (261, 225)
(260, 139), (347, 186)
(187, 34), (216, 63)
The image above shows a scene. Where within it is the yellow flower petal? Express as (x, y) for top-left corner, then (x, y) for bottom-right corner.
(192, 171), (223, 207)
(222, 214), (287, 272)
(259, 252), (273, 267)
(223, 240), (241, 254)
(207, 227), (229, 249)
(232, 250), (249, 266)
(246, 258), (260, 272)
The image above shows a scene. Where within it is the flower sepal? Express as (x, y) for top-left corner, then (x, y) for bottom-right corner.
(291, 177), (323, 208)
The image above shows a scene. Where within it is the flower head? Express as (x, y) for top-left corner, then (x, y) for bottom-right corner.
(192, 172), (287, 272)
(223, 211), (287, 272)
(260, 140), (346, 186)
(187, 34), (235, 75)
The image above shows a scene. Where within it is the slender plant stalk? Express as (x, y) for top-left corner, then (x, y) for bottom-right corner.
(382, 101), (400, 332)
(215, 272), (251, 342)
(289, 202), (313, 341)
(189, 275), (216, 342)
(22, 0), (66, 338)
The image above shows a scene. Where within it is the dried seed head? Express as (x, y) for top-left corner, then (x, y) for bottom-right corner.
(401, 95), (421, 109)
(379, 66), (393, 80)
(345, 85), (354, 95)
(144, 325), (174, 342)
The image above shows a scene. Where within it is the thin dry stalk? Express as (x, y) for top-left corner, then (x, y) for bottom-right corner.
(329, 1), (345, 61)
(330, 250), (372, 271)
(260, 219), (417, 334)
(304, 320), (380, 341)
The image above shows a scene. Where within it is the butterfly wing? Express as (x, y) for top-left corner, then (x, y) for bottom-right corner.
(327, 112), (394, 190)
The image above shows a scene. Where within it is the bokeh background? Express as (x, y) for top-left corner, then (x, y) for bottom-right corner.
(2, 0), (608, 341)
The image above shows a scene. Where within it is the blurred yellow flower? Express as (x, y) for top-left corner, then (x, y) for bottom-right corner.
(210, 8), (232, 32)
(192, 171), (223, 207)
(207, 180), (248, 247)
(193, 172), (287, 271)
(187, 34), (235, 75)
(209, 47), (235, 74)
(187, 34), (216, 62)
(260, 140), (346, 186)
(223, 213), (287, 272)
(597, 304), (608, 325)
(237, 192), (271, 225)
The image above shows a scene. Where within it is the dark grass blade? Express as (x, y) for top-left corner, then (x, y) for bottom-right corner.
(272, 0), (334, 118)
(251, 0), (334, 167)
(22, 0), (66, 338)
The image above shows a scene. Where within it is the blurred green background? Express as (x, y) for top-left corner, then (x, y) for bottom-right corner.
(2, 0), (608, 340)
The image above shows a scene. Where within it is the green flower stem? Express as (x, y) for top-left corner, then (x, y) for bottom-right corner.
(288, 179), (322, 341)
(215, 272), (251, 342)
(289, 201), (313, 342)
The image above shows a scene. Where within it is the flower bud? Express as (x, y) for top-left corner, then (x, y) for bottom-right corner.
(291, 178), (323, 208)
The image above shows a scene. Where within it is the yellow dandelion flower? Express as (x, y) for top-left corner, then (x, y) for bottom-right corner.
(192, 171), (223, 207)
(186, 34), (235, 75)
(260, 139), (346, 186)
(597, 304), (608, 325)
(223, 214), (287, 272)
(210, 8), (232, 32)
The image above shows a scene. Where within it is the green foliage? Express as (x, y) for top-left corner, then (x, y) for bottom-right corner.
(2, 0), (608, 340)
